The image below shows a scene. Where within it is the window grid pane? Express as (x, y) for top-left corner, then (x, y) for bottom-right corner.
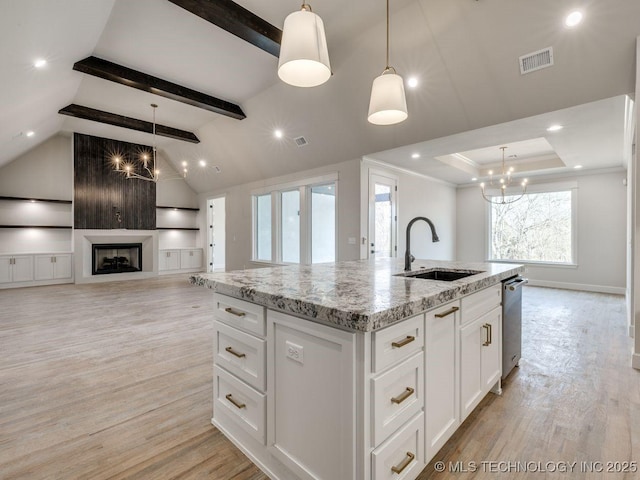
(490, 191), (572, 263)
(256, 194), (271, 261)
(281, 190), (300, 263)
(311, 184), (336, 263)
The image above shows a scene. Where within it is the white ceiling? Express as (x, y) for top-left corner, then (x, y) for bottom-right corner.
(1, 0), (639, 192)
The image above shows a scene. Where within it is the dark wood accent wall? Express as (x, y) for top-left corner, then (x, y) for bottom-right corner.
(74, 133), (156, 230)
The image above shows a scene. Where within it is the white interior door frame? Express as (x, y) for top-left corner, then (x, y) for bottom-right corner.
(368, 172), (398, 259)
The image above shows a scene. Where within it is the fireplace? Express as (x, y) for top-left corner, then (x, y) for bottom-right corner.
(92, 243), (143, 275)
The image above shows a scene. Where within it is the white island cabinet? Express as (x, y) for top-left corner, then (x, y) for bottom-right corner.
(195, 258), (524, 480)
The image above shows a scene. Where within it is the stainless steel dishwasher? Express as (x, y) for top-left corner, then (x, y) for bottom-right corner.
(502, 276), (527, 379)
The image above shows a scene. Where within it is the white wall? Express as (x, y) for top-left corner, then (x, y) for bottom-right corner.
(155, 154), (199, 208)
(199, 158), (361, 271)
(0, 135), (72, 199)
(457, 171), (627, 293)
(360, 160), (457, 262)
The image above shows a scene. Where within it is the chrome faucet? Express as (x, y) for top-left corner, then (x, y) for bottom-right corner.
(405, 217), (439, 271)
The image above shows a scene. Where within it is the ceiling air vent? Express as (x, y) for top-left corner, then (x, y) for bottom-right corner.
(519, 47), (554, 75)
(294, 136), (309, 147)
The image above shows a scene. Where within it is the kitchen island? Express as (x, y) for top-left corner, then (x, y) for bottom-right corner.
(191, 258), (524, 480)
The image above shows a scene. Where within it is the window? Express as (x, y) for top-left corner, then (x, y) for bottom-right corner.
(281, 190), (300, 263)
(489, 189), (574, 264)
(255, 194), (272, 261)
(311, 184), (336, 263)
(252, 175), (337, 264)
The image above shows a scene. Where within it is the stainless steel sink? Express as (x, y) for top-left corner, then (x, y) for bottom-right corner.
(396, 269), (483, 281)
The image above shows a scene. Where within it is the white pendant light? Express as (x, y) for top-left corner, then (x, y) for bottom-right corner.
(278, 3), (331, 88)
(368, 0), (407, 125)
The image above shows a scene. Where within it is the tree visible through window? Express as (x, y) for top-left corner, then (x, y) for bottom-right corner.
(490, 190), (573, 263)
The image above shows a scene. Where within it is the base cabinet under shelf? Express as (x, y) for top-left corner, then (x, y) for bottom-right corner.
(158, 248), (203, 272)
(34, 254), (72, 280)
(0, 255), (33, 283)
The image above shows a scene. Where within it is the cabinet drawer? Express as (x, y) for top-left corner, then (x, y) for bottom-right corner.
(214, 366), (266, 445)
(372, 412), (425, 480)
(214, 294), (266, 337)
(373, 314), (423, 373)
(461, 284), (501, 326)
(214, 321), (266, 391)
(372, 352), (424, 447)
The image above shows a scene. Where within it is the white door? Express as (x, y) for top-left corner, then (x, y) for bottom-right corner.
(208, 197), (226, 272)
(368, 174), (397, 258)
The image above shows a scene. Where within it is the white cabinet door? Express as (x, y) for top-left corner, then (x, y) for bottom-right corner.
(54, 254), (72, 279)
(459, 316), (483, 421)
(0, 256), (12, 283)
(180, 249), (202, 269)
(481, 307), (502, 391)
(159, 250), (180, 271)
(425, 301), (460, 462)
(34, 255), (55, 280)
(12, 256), (33, 282)
(459, 306), (503, 421)
(267, 310), (355, 480)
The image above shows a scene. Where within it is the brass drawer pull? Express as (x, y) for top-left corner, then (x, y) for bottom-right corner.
(482, 323), (492, 346)
(391, 387), (415, 405)
(225, 346), (246, 358)
(225, 394), (246, 409)
(391, 336), (415, 348)
(434, 306), (459, 318)
(224, 307), (246, 317)
(391, 452), (415, 474)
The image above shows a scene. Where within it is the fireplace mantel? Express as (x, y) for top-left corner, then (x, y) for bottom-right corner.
(74, 230), (158, 284)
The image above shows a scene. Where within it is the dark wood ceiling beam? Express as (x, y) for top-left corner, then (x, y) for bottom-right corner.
(73, 56), (246, 120)
(58, 104), (200, 144)
(168, 0), (281, 57)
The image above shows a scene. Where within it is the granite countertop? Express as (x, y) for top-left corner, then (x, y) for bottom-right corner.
(190, 258), (524, 332)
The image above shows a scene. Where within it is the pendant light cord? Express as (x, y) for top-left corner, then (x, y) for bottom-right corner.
(386, 0), (390, 69)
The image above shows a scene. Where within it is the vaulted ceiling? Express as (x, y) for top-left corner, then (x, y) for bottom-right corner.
(2, 0), (639, 193)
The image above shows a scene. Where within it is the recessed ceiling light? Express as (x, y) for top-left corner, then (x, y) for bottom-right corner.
(574, 165), (583, 169)
(547, 124), (563, 132)
(407, 77), (419, 88)
(181, 160), (188, 167)
(411, 153), (420, 159)
(26, 131), (35, 137)
(34, 59), (47, 68)
(471, 177), (478, 182)
(199, 160), (207, 167)
(274, 129), (283, 139)
(565, 10), (583, 27)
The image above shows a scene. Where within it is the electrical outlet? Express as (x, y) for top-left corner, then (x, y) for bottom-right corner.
(285, 340), (304, 364)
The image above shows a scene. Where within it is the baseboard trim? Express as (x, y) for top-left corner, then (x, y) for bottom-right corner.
(526, 279), (625, 295)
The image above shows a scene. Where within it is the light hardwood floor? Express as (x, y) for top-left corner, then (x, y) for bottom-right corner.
(0, 278), (637, 479)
